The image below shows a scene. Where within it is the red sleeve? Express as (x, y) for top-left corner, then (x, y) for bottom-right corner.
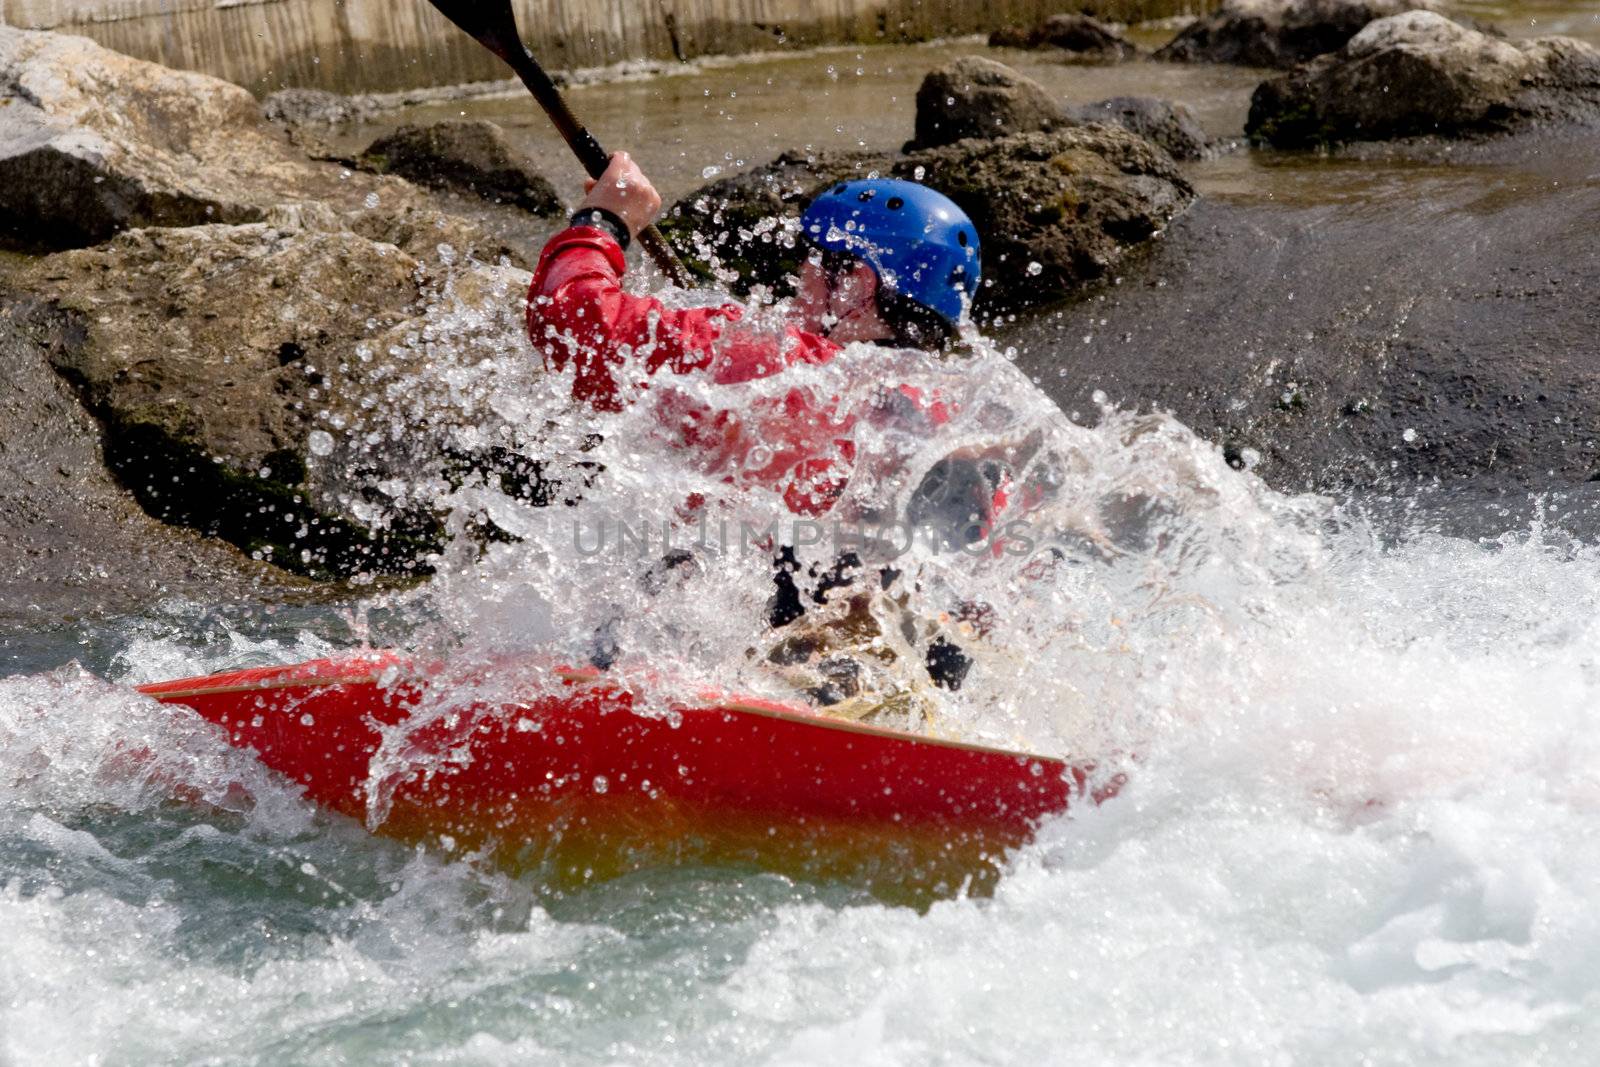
(525, 226), (841, 411)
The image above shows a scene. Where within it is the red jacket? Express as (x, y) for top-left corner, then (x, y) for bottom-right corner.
(525, 226), (860, 515)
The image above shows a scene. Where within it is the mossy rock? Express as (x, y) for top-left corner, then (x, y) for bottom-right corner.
(663, 128), (1194, 313)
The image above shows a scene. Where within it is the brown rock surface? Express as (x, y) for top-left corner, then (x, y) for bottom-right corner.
(1155, 0), (1443, 68)
(663, 126), (1194, 311)
(1248, 12), (1600, 145)
(989, 14), (1141, 60)
(0, 25), (513, 261)
(14, 224), (537, 577)
(359, 120), (563, 217)
(908, 56), (1073, 150)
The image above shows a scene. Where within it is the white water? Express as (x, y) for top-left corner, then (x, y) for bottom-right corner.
(5, 227), (1600, 1066)
(5, 323), (1600, 1062)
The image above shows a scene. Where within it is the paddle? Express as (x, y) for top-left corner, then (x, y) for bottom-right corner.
(424, 0), (693, 286)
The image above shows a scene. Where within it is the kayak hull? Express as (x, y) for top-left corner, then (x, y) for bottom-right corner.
(140, 654), (1105, 901)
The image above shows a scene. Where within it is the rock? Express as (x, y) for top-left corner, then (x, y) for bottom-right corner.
(14, 223), (538, 578)
(1070, 97), (1212, 160)
(660, 149), (884, 291)
(1012, 132), (1600, 495)
(1247, 12), (1600, 146)
(662, 126), (1194, 311)
(261, 88), (374, 127)
(0, 26), (514, 262)
(901, 130), (1193, 306)
(359, 120), (563, 217)
(1154, 0), (1443, 68)
(988, 14), (1141, 61)
(0, 297), (312, 641)
(1, 26), (264, 249)
(988, 25), (1038, 48)
(908, 56), (1072, 150)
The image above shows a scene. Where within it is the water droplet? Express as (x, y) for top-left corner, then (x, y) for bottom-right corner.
(308, 429), (334, 457)
(1402, 428), (1418, 443)
(592, 775), (609, 794)
(1026, 261), (1043, 276)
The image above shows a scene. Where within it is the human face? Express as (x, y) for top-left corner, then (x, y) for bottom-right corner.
(794, 248), (894, 343)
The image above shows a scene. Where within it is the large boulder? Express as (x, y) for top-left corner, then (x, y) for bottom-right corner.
(1070, 97), (1213, 160)
(0, 26), (513, 260)
(904, 129), (1193, 306)
(359, 120), (563, 216)
(13, 223), (537, 577)
(988, 14), (1141, 61)
(661, 149), (883, 290)
(662, 126), (1194, 311)
(1154, 0), (1442, 68)
(0, 297), (310, 639)
(908, 56), (1072, 150)
(1247, 12), (1600, 146)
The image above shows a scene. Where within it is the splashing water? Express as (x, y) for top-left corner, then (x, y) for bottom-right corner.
(4, 251), (1600, 1062)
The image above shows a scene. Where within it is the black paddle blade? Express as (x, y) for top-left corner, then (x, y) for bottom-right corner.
(424, 0), (525, 65)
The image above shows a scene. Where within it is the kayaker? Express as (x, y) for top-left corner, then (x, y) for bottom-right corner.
(526, 152), (988, 692)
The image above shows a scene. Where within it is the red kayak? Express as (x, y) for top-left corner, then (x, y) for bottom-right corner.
(140, 653), (1111, 901)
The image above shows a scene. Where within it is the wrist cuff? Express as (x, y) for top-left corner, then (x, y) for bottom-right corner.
(569, 207), (632, 251)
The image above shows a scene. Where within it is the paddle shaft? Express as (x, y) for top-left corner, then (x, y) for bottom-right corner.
(425, 0), (692, 286)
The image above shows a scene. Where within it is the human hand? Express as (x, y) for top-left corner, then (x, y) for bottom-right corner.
(578, 152), (662, 239)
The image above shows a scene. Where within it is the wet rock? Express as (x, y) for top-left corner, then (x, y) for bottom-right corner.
(359, 120), (563, 216)
(261, 88), (374, 127)
(1013, 133), (1600, 495)
(988, 25), (1039, 49)
(908, 56), (1072, 151)
(988, 14), (1141, 61)
(660, 149), (885, 289)
(662, 126), (1194, 311)
(0, 297), (312, 640)
(1070, 97), (1212, 160)
(1154, 0), (1442, 68)
(14, 224), (537, 578)
(0, 26), (513, 260)
(901, 129), (1193, 306)
(1248, 12), (1600, 146)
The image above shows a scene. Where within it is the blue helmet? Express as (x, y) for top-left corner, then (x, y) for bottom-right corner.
(799, 179), (981, 329)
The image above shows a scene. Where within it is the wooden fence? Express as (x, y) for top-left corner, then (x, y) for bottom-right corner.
(3, 0), (1210, 94)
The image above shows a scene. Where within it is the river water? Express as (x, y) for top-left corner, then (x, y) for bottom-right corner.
(5, 6), (1600, 1064)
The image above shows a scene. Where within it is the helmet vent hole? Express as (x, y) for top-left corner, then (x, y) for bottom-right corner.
(957, 231), (970, 247)
(833, 185), (847, 195)
(887, 197), (904, 211)
(858, 189), (876, 202)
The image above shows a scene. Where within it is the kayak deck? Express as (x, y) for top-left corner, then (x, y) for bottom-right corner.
(140, 653), (1108, 901)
